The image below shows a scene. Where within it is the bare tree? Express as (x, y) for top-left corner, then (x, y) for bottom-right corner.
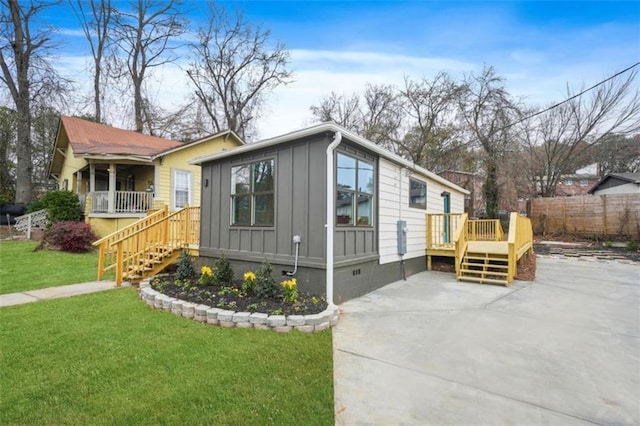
(310, 91), (363, 131)
(113, 0), (186, 133)
(595, 133), (640, 175)
(187, 4), (292, 139)
(398, 73), (465, 171)
(0, 106), (16, 203)
(0, 0), (65, 204)
(71, 0), (114, 123)
(523, 70), (640, 197)
(458, 66), (520, 218)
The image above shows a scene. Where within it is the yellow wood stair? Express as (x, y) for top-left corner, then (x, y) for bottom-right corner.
(459, 251), (510, 286)
(123, 244), (181, 282)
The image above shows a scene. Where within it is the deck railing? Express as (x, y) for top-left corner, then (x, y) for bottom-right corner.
(94, 205), (200, 284)
(507, 212), (534, 282)
(426, 213), (465, 248)
(90, 191), (153, 214)
(453, 213), (469, 277)
(467, 219), (504, 241)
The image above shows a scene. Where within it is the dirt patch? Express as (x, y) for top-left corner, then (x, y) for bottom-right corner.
(515, 252), (536, 281)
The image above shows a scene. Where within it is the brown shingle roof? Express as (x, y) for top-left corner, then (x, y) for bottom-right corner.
(61, 116), (183, 157)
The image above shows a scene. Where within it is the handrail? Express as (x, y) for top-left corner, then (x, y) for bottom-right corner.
(426, 213), (464, 248)
(507, 212), (534, 282)
(453, 213), (469, 277)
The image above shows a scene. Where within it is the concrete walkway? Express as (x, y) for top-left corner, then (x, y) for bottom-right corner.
(333, 256), (640, 425)
(0, 280), (123, 307)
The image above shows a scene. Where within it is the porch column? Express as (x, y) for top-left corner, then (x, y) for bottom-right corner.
(76, 170), (83, 194)
(89, 164), (95, 192)
(108, 163), (116, 213)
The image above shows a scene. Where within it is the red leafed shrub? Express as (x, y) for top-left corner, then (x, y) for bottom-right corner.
(44, 221), (97, 253)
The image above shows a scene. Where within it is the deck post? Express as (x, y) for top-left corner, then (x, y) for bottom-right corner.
(116, 241), (124, 286)
(97, 243), (105, 280)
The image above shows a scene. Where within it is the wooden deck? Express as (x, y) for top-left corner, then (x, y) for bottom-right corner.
(467, 241), (508, 255)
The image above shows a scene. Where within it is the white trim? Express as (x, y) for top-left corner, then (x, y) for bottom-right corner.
(189, 122), (469, 195)
(153, 129), (245, 158)
(326, 131), (342, 307)
(172, 168), (192, 210)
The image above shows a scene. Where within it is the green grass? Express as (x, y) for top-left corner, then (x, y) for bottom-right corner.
(0, 241), (103, 294)
(0, 288), (334, 425)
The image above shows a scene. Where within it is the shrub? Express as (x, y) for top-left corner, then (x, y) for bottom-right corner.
(627, 240), (639, 251)
(176, 252), (197, 281)
(255, 261), (278, 299)
(44, 221), (97, 253)
(28, 191), (82, 222)
(214, 257), (234, 285)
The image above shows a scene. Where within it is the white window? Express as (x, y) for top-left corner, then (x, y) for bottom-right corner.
(173, 170), (191, 209)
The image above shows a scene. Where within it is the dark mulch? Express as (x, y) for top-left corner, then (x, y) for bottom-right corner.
(151, 275), (328, 316)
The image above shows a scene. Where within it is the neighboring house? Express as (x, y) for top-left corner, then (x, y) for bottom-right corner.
(588, 172), (640, 195)
(49, 116), (244, 237)
(191, 123), (468, 303)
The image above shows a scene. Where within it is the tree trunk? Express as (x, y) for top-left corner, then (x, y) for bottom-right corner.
(484, 158), (499, 219)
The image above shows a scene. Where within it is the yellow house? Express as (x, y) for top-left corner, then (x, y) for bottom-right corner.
(49, 116), (244, 237)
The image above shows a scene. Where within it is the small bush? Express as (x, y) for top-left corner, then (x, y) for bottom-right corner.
(255, 261), (278, 299)
(176, 252), (197, 281)
(28, 191), (82, 222)
(214, 257), (234, 285)
(44, 221), (97, 253)
(627, 240), (639, 251)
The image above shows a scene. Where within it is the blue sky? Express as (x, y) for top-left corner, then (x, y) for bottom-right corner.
(43, 0), (640, 138)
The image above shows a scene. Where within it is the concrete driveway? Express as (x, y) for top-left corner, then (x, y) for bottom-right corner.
(333, 256), (640, 425)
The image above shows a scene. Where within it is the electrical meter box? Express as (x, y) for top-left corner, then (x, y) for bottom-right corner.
(397, 220), (407, 255)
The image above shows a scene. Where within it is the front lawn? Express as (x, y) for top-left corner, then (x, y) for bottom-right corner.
(0, 288), (334, 424)
(0, 241), (102, 294)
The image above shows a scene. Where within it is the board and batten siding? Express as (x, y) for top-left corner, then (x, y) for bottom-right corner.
(199, 135), (329, 267)
(378, 158), (465, 265)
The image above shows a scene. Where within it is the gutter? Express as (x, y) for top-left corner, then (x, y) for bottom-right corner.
(325, 131), (342, 307)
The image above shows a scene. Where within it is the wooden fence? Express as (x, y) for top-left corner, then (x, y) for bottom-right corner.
(529, 194), (640, 239)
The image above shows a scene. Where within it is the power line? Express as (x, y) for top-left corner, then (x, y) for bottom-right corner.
(504, 61), (640, 130)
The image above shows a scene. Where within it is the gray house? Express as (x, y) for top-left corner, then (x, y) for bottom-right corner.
(191, 123), (468, 304)
(587, 172), (640, 195)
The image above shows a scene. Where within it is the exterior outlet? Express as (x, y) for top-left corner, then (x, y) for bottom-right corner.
(293, 235), (302, 243)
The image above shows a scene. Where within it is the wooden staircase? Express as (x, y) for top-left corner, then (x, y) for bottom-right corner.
(94, 206), (200, 285)
(427, 212), (534, 286)
(459, 248), (510, 286)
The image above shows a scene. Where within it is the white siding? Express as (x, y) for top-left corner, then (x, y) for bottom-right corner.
(378, 158), (465, 264)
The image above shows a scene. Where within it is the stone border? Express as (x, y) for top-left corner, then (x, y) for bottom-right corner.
(138, 279), (339, 333)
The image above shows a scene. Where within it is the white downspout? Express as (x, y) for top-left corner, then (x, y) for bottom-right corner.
(326, 131), (342, 307)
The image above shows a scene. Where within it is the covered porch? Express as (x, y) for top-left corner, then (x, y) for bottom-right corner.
(71, 162), (157, 216)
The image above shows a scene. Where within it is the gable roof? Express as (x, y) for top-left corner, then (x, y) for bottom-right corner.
(153, 129), (245, 158)
(190, 122), (469, 195)
(60, 115), (183, 157)
(587, 172), (640, 194)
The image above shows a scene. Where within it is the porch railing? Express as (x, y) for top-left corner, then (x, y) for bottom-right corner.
(14, 209), (48, 239)
(90, 191), (153, 214)
(426, 213), (465, 248)
(467, 219), (504, 241)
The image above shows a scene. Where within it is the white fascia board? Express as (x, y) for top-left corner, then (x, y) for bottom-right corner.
(189, 122), (469, 195)
(80, 154), (154, 163)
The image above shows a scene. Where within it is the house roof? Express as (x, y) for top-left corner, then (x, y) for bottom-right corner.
(60, 115), (183, 157)
(587, 172), (640, 194)
(190, 122), (470, 195)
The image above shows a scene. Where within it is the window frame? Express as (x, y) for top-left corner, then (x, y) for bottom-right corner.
(335, 152), (374, 227)
(408, 177), (427, 210)
(172, 169), (192, 210)
(230, 158), (275, 227)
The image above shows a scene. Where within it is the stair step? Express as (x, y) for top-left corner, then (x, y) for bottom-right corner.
(461, 262), (509, 269)
(464, 255), (508, 262)
(460, 269), (508, 277)
(458, 275), (509, 285)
